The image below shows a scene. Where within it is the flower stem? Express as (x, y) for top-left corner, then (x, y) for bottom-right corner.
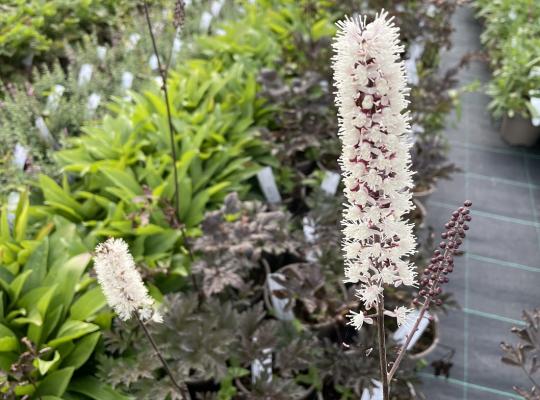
(387, 299), (429, 382)
(135, 313), (191, 399)
(142, 1), (200, 296)
(376, 296), (390, 400)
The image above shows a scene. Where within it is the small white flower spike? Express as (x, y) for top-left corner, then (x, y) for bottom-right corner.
(94, 238), (162, 322)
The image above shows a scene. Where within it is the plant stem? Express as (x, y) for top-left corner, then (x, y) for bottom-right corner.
(142, 1), (200, 294)
(387, 299), (429, 382)
(135, 313), (191, 399)
(376, 296), (390, 400)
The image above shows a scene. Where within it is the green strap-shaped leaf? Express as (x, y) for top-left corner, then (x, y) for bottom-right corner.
(35, 367), (74, 397)
(69, 376), (133, 400)
(0, 323), (18, 352)
(61, 331), (100, 369)
(70, 286), (106, 321)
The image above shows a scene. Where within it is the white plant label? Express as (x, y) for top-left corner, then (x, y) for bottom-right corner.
(87, 93), (101, 112)
(302, 216), (318, 262)
(393, 310), (431, 350)
(405, 41), (424, 85)
(200, 11), (213, 31)
(302, 216), (317, 243)
(7, 191), (20, 226)
(251, 347), (272, 383)
(78, 64), (93, 87)
(97, 46), (107, 61)
(529, 96), (540, 127)
(267, 273), (294, 321)
(46, 84), (65, 111)
(210, 0), (224, 16)
(257, 166), (281, 203)
(121, 71), (134, 89)
(361, 380), (383, 400)
(321, 171), (341, 195)
(35, 117), (52, 142)
(128, 33), (141, 50)
(149, 54), (159, 70)
(172, 36), (182, 55)
(404, 59), (418, 85)
(22, 53), (34, 67)
(12, 144), (28, 170)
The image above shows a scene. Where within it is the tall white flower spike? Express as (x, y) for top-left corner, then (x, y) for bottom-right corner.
(332, 11), (417, 327)
(94, 238), (162, 322)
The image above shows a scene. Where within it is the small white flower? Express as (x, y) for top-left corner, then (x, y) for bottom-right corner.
(344, 262), (369, 283)
(392, 306), (411, 326)
(357, 284), (383, 309)
(347, 310), (374, 330)
(94, 238), (162, 322)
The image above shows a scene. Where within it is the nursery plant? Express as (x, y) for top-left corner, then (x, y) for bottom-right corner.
(475, 0), (540, 132)
(331, 11), (473, 398)
(0, 193), (128, 399)
(501, 309), (540, 400)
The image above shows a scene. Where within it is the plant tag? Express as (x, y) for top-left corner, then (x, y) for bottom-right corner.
(321, 171), (340, 195)
(302, 216), (317, 243)
(22, 53), (34, 68)
(302, 217), (318, 262)
(404, 59), (418, 85)
(87, 93), (101, 113)
(46, 84), (65, 111)
(127, 33), (141, 50)
(361, 380), (383, 400)
(257, 166), (281, 203)
(529, 97), (540, 127)
(78, 64), (93, 87)
(12, 144), (28, 170)
(200, 11), (213, 31)
(7, 192), (20, 227)
(35, 117), (52, 142)
(529, 66), (540, 78)
(251, 347), (272, 383)
(172, 35), (183, 55)
(267, 273), (294, 321)
(97, 46), (107, 61)
(149, 54), (159, 70)
(121, 71), (134, 89)
(392, 310), (431, 350)
(211, 0), (224, 16)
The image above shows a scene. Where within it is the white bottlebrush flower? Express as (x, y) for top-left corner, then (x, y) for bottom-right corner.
(94, 238), (162, 322)
(333, 11), (417, 315)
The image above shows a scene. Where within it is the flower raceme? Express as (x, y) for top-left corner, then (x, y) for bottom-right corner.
(94, 238), (162, 322)
(332, 11), (417, 329)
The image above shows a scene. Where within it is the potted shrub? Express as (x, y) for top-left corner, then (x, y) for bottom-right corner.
(477, 1), (540, 146)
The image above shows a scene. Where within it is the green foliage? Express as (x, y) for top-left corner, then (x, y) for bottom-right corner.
(0, 193), (125, 399)
(35, 58), (270, 273)
(0, 0), (150, 79)
(0, 15), (178, 195)
(475, 0), (540, 117)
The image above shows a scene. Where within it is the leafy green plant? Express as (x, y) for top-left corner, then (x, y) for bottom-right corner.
(475, 0), (540, 118)
(36, 58), (270, 275)
(0, 192), (128, 399)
